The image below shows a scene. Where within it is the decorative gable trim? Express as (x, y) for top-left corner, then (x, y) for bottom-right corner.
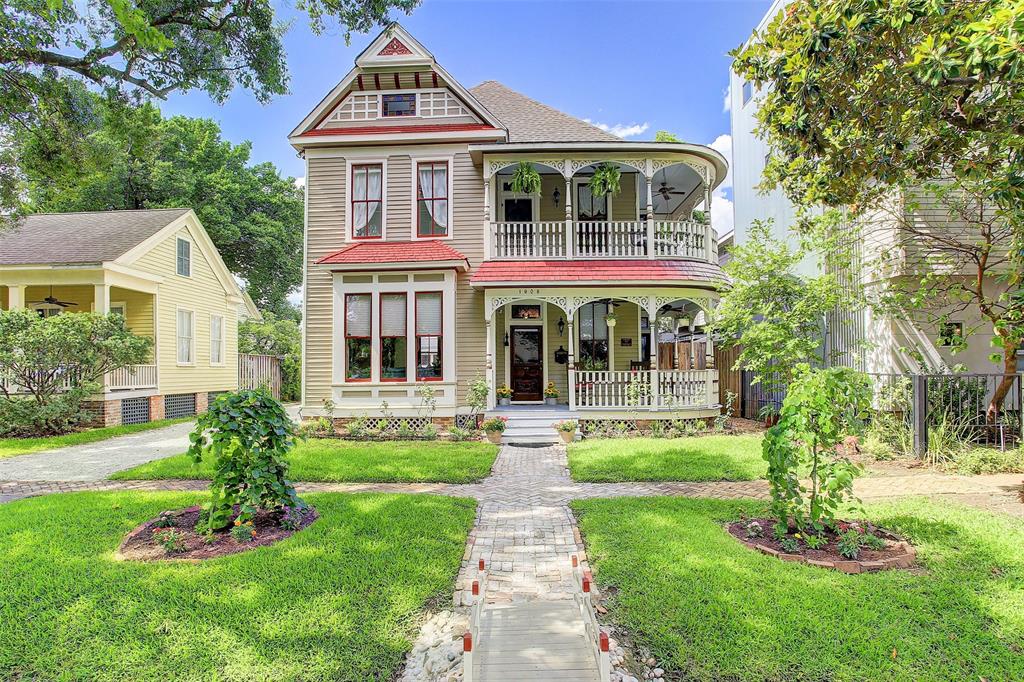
(355, 24), (433, 69)
(378, 37), (413, 56)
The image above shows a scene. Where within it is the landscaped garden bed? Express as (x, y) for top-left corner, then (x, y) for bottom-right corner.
(111, 439), (499, 483)
(727, 517), (916, 573)
(572, 496), (1024, 681)
(119, 503), (319, 561)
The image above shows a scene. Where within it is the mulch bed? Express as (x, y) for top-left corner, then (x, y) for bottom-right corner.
(118, 505), (319, 562)
(727, 518), (917, 574)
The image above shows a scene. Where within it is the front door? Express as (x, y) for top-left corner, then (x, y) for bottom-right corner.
(510, 326), (543, 401)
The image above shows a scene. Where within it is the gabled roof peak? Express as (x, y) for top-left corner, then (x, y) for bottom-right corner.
(355, 23), (434, 69)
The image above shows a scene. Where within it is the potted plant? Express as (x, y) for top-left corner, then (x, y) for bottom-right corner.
(553, 419), (578, 444)
(543, 382), (559, 406)
(588, 162), (621, 197)
(496, 384), (513, 406)
(604, 312), (618, 328)
(481, 416), (508, 444)
(510, 160), (542, 196)
(758, 402), (781, 428)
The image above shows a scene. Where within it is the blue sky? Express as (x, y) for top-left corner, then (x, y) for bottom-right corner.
(160, 0), (771, 234)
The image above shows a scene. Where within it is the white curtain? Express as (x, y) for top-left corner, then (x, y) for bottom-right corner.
(416, 293), (442, 335)
(418, 164), (448, 230)
(346, 295), (371, 336)
(353, 166), (382, 235)
(381, 294), (406, 336)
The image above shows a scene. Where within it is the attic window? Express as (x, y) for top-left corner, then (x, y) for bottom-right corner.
(382, 93), (416, 117)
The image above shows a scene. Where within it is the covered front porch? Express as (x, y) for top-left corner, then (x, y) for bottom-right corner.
(1, 273), (159, 395)
(480, 285), (719, 417)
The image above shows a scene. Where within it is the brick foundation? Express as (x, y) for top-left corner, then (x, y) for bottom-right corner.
(148, 395), (165, 421)
(194, 391), (209, 414)
(84, 399), (123, 428)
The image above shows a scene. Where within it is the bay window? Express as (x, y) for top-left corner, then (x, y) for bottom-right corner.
(345, 294), (372, 380)
(351, 164), (383, 239)
(380, 293), (407, 381)
(415, 292), (443, 380)
(416, 161), (449, 237)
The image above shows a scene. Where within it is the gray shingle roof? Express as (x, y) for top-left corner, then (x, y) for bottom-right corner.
(469, 81), (620, 143)
(0, 208), (191, 265)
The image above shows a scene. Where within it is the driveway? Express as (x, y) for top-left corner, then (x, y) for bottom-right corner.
(0, 404), (302, 485)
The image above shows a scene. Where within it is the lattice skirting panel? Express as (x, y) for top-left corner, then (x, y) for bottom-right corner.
(165, 393), (197, 420)
(120, 397), (151, 426)
(454, 414), (480, 430)
(580, 419), (640, 434)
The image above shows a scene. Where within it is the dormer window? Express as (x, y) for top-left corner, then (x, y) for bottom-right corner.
(382, 93), (416, 117)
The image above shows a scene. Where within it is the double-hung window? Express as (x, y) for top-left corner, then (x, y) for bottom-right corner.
(177, 309), (194, 365)
(210, 315), (224, 365)
(380, 293), (407, 381)
(351, 164), (383, 239)
(416, 161), (449, 237)
(345, 294), (372, 380)
(415, 292), (443, 380)
(176, 238), (191, 276)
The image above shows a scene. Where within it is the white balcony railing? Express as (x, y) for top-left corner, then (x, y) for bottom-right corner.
(1, 364), (157, 395)
(571, 369), (718, 411)
(488, 220), (717, 262)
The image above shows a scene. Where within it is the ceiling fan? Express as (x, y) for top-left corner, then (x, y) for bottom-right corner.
(654, 180), (687, 201)
(27, 286), (77, 308)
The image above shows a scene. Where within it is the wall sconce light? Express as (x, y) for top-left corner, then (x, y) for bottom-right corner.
(557, 317), (565, 337)
(503, 332), (509, 347)
(553, 187), (561, 207)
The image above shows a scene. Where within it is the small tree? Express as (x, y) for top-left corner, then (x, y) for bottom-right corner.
(188, 389), (304, 532)
(466, 374), (489, 427)
(0, 309), (151, 435)
(763, 365), (872, 535)
(710, 220), (856, 387)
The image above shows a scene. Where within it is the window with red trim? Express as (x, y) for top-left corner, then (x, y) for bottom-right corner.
(380, 293), (407, 381)
(351, 164), (383, 239)
(415, 292), (443, 380)
(345, 294), (372, 380)
(416, 161), (449, 237)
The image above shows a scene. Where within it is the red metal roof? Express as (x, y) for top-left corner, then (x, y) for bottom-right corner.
(317, 240), (469, 268)
(470, 259), (725, 284)
(301, 123), (502, 137)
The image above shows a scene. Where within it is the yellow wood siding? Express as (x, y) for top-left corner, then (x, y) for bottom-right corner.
(611, 302), (642, 371)
(132, 227), (239, 394)
(545, 304), (569, 404)
(24, 285), (94, 313)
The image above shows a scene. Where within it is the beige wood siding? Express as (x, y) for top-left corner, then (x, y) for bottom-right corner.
(450, 151), (486, 403)
(132, 227), (239, 394)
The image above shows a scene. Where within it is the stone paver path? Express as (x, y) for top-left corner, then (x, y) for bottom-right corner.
(0, 421), (195, 484)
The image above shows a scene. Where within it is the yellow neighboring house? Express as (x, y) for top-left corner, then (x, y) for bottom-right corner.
(0, 208), (260, 425)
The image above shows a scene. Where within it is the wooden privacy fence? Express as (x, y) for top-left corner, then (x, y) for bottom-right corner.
(238, 354), (282, 399)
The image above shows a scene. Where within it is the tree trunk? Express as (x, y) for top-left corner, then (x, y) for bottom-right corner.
(988, 341), (1021, 424)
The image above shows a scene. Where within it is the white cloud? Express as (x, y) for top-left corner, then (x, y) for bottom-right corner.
(707, 134), (732, 190)
(583, 119), (650, 139)
(711, 188), (734, 238)
(288, 286), (304, 306)
(723, 83), (732, 113)
(294, 176), (306, 189)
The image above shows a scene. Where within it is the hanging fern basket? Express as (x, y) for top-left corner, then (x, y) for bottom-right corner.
(510, 161), (542, 195)
(588, 162), (622, 197)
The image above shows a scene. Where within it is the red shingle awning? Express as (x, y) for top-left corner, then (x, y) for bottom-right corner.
(316, 240), (469, 270)
(470, 259), (724, 285)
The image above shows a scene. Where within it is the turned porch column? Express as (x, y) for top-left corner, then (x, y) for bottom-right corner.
(647, 296), (659, 411)
(645, 160), (655, 259)
(564, 162), (574, 260)
(485, 314), (496, 411)
(567, 313), (576, 411)
(483, 173), (492, 259)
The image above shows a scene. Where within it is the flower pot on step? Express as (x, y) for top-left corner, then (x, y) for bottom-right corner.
(545, 397), (557, 406)
(498, 398), (511, 406)
(558, 430), (575, 444)
(486, 431), (503, 444)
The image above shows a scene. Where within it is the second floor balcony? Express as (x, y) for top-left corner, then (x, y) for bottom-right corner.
(474, 144), (727, 264)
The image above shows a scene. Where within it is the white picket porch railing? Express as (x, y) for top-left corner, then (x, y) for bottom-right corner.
(1, 364), (157, 394)
(571, 369), (717, 411)
(487, 220), (717, 262)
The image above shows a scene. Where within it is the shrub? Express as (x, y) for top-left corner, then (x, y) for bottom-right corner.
(420, 423), (438, 440)
(804, 533), (827, 550)
(947, 447), (1024, 475)
(279, 505), (305, 531)
(0, 309), (151, 436)
(230, 521), (256, 542)
(152, 528), (186, 554)
(779, 537), (800, 554)
(837, 530), (862, 559)
(763, 364), (872, 535)
(188, 389), (305, 532)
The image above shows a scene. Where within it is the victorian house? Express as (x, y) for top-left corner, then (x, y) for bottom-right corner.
(293, 25), (728, 428)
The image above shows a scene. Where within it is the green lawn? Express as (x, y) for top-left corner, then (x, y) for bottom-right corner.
(573, 497), (1024, 682)
(0, 417), (193, 460)
(567, 434), (766, 482)
(0, 491), (475, 681)
(112, 439), (499, 483)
